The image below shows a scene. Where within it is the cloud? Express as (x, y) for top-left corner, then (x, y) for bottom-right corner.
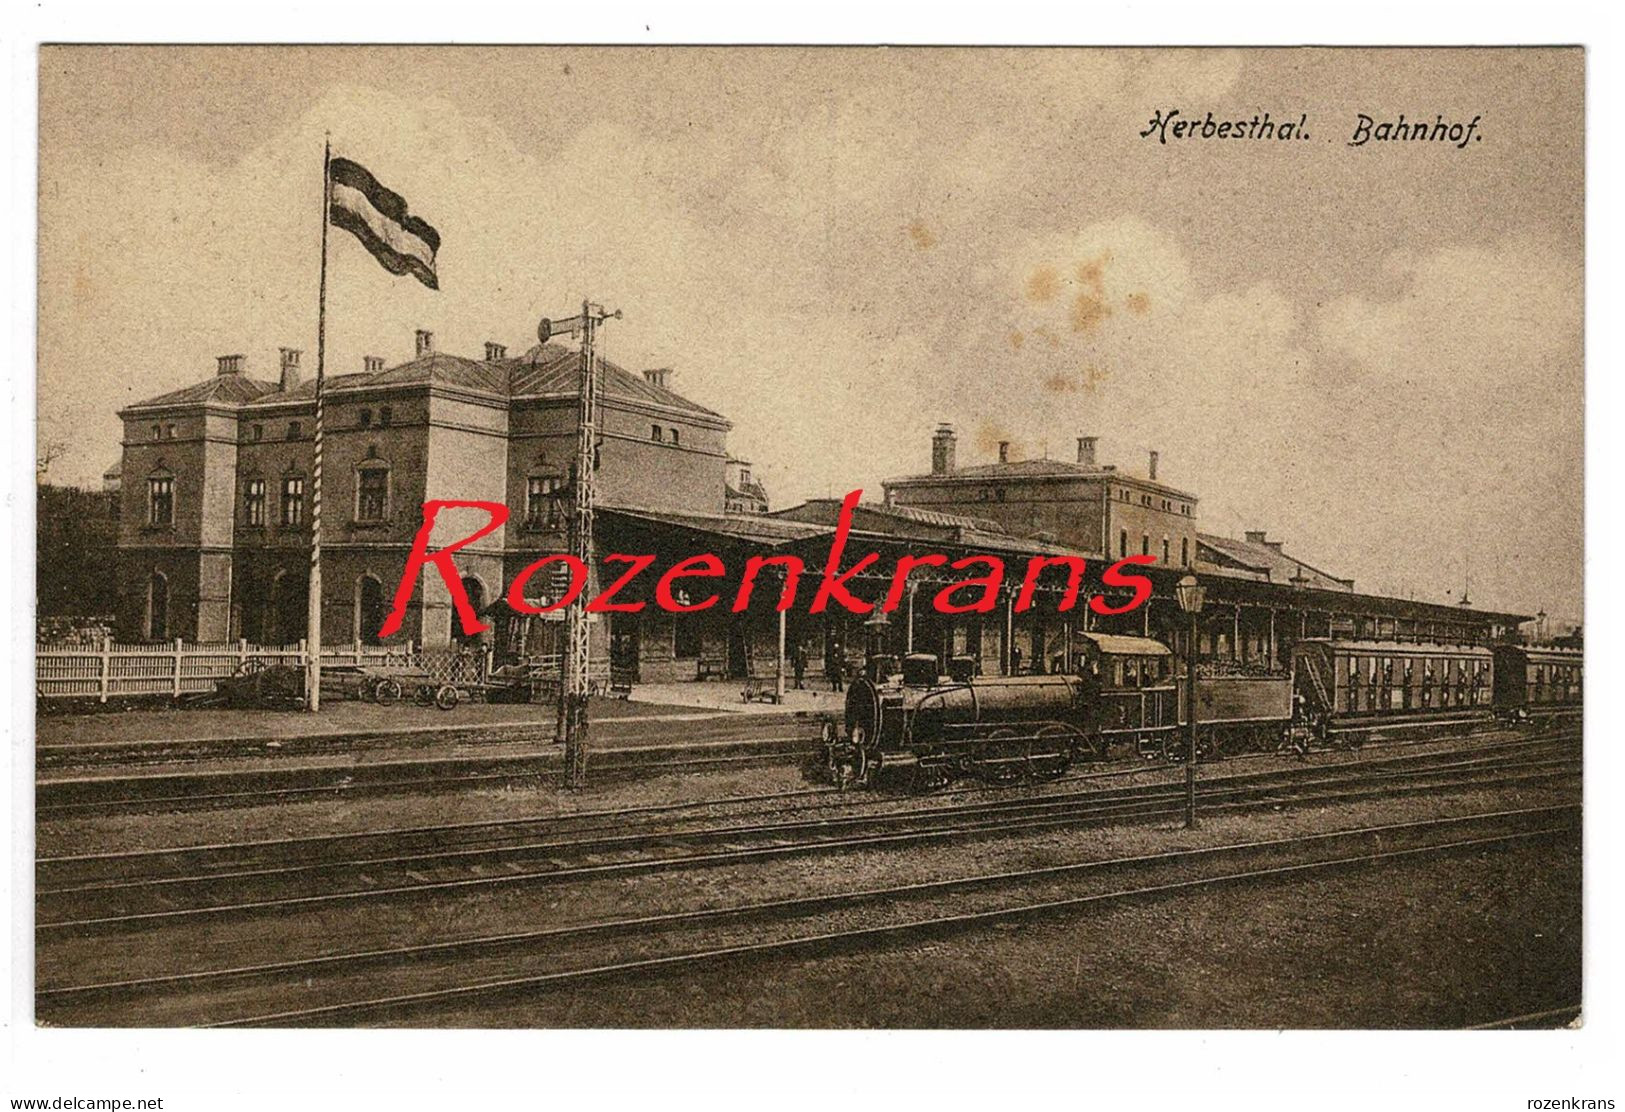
(36, 51), (1582, 623)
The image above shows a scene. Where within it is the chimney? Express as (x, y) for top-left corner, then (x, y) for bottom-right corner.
(216, 354), (244, 377)
(415, 329), (434, 356)
(1264, 540), (1285, 553)
(1077, 436), (1097, 466)
(997, 441), (1010, 464)
(484, 342), (507, 361)
(1148, 449), (1159, 481)
(931, 423), (956, 475)
(363, 355), (385, 373)
(278, 348), (301, 391)
(1245, 530), (1268, 545)
(643, 368), (672, 389)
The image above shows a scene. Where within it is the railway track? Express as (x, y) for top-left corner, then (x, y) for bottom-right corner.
(35, 732), (818, 816)
(36, 731), (1580, 935)
(36, 805), (1580, 1027)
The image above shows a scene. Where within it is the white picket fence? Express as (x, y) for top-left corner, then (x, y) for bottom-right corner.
(35, 637), (423, 701)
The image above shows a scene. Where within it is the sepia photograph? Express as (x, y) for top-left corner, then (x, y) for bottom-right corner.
(7, 23), (1614, 1112)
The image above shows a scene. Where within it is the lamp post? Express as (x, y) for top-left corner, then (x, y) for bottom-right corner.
(1175, 574), (1206, 829)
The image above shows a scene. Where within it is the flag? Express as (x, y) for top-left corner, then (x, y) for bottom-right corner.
(328, 157), (441, 290)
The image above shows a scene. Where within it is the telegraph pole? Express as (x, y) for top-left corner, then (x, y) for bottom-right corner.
(538, 301), (621, 789)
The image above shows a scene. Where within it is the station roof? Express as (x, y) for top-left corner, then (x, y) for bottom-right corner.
(121, 341), (725, 423)
(1196, 532), (1355, 592)
(883, 457), (1198, 501)
(1079, 632), (1172, 656)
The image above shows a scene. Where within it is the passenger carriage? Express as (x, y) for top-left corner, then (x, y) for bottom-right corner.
(1491, 644), (1583, 721)
(1292, 639), (1495, 739)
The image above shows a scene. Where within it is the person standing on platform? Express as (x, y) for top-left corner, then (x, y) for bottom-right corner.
(792, 640), (808, 690)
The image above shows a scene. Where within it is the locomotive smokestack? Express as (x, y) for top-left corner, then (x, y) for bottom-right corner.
(931, 423), (956, 475)
(998, 441), (1009, 464)
(1077, 436), (1097, 466)
(1148, 449), (1160, 481)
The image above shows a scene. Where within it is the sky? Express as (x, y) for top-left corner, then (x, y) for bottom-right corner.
(36, 46), (1583, 625)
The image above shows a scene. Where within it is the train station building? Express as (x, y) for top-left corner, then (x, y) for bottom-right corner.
(113, 328), (1529, 685)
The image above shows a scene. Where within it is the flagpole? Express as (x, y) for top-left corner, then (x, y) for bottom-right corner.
(307, 135), (331, 712)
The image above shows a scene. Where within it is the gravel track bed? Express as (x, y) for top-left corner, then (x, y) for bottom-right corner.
(36, 777), (1579, 1011)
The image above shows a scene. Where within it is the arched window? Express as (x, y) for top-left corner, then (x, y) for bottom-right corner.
(147, 571), (168, 641)
(267, 568), (308, 644)
(1119, 530), (1128, 558)
(356, 574), (386, 645)
(452, 576), (486, 645)
(669, 427), (680, 447)
(1161, 538), (1170, 564)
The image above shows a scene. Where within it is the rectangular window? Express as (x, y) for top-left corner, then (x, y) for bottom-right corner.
(250, 423), (264, 442)
(244, 479), (265, 526)
(1161, 539), (1170, 564)
(1141, 534), (1150, 556)
(1119, 530), (1128, 558)
(287, 421), (302, 440)
(670, 428), (680, 447)
(357, 467), (388, 521)
(281, 477), (305, 526)
(359, 408), (373, 428)
(147, 477), (173, 526)
(526, 475), (561, 522)
(651, 425), (663, 442)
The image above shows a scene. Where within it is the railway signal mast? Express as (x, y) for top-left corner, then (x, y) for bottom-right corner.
(539, 302), (622, 789)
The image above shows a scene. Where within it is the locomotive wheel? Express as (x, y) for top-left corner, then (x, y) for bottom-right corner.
(1031, 725), (1075, 780)
(977, 728), (1028, 785)
(1074, 727), (1108, 762)
(827, 725), (870, 789)
(912, 761), (954, 792)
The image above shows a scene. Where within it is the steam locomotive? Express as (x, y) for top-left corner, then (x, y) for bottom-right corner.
(822, 634), (1580, 789)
